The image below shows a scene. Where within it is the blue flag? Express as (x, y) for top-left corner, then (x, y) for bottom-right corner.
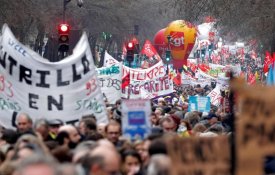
(267, 65), (274, 85)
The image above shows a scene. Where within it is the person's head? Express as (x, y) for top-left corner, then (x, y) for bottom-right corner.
(16, 113), (33, 133)
(13, 155), (58, 175)
(207, 113), (218, 125)
(79, 118), (97, 136)
(154, 108), (163, 117)
(105, 121), (121, 145)
(58, 125), (81, 149)
(139, 139), (151, 166)
(14, 134), (49, 155)
(121, 149), (142, 175)
(48, 119), (64, 136)
(72, 141), (98, 164)
(33, 119), (49, 140)
(184, 112), (200, 128)
(97, 123), (107, 136)
(147, 154), (171, 175)
(82, 146), (120, 175)
(150, 113), (159, 126)
(159, 117), (177, 133)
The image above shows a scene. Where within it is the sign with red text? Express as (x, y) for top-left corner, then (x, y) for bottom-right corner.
(0, 24), (108, 128)
(207, 85), (222, 106)
(122, 75), (173, 99)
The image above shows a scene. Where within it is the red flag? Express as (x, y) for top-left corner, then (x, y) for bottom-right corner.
(263, 51), (273, 73)
(173, 71), (182, 86)
(141, 40), (161, 59)
(121, 73), (130, 89)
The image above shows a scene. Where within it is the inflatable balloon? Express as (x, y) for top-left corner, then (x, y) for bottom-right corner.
(164, 20), (197, 68)
(153, 28), (168, 57)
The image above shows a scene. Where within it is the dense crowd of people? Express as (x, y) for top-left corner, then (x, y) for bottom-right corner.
(0, 82), (239, 175)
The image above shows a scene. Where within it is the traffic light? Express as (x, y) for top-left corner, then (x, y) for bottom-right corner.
(126, 41), (134, 63)
(201, 49), (206, 58)
(58, 23), (70, 52)
(165, 50), (171, 64)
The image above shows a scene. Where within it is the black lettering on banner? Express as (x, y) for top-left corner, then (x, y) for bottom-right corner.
(12, 111), (18, 127)
(29, 93), (39, 109)
(57, 69), (69, 86)
(66, 119), (79, 125)
(98, 78), (105, 87)
(82, 55), (90, 74)
(107, 78), (121, 90)
(0, 52), (7, 68)
(8, 55), (17, 75)
(19, 65), (32, 85)
(36, 70), (50, 88)
(72, 64), (81, 82)
(48, 95), (63, 110)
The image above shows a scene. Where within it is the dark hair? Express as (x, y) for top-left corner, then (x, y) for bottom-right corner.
(85, 131), (104, 141)
(82, 114), (97, 122)
(56, 131), (69, 145)
(81, 118), (97, 131)
(148, 138), (167, 156)
(121, 149), (142, 164)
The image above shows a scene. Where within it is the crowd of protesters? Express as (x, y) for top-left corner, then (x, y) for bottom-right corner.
(0, 82), (274, 175)
(0, 81), (234, 175)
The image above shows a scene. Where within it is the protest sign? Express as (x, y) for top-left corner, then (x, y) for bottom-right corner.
(122, 60), (165, 80)
(121, 99), (151, 140)
(0, 24), (108, 128)
(231, 79), (275, 175)
(207, 85), (222, 106)
(188, 96), (210, 112)
(103, 51), (119, 67)
(122, 75), (174, 99)
(96, 64), (122, 104)
(166, 136), (230, 175)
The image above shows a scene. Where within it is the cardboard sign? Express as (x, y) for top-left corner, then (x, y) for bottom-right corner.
(231, 79), (275, 175)
(0, 24), (108, 128)
(188, 96), (211, 112)
(166, 136), (230, 175)
(121, 99), (151, 140)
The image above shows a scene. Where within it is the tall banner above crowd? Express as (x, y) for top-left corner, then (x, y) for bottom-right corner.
(0, 24), (108, 128)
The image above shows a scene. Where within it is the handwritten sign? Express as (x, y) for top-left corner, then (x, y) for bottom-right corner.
(0, 24), (108, 128)
(96, 64), (122, 104)
(231, 79), (275, 175)
(122, 75), (174, 99)
(166, 136), (230, 175)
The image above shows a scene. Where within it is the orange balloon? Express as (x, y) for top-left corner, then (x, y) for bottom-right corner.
(165, 20), (197, 68)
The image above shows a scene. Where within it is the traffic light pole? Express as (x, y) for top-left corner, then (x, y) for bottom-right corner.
(167, 35), (171, 75)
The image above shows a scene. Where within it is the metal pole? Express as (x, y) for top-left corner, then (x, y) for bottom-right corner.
(63, 0), (66, 23)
